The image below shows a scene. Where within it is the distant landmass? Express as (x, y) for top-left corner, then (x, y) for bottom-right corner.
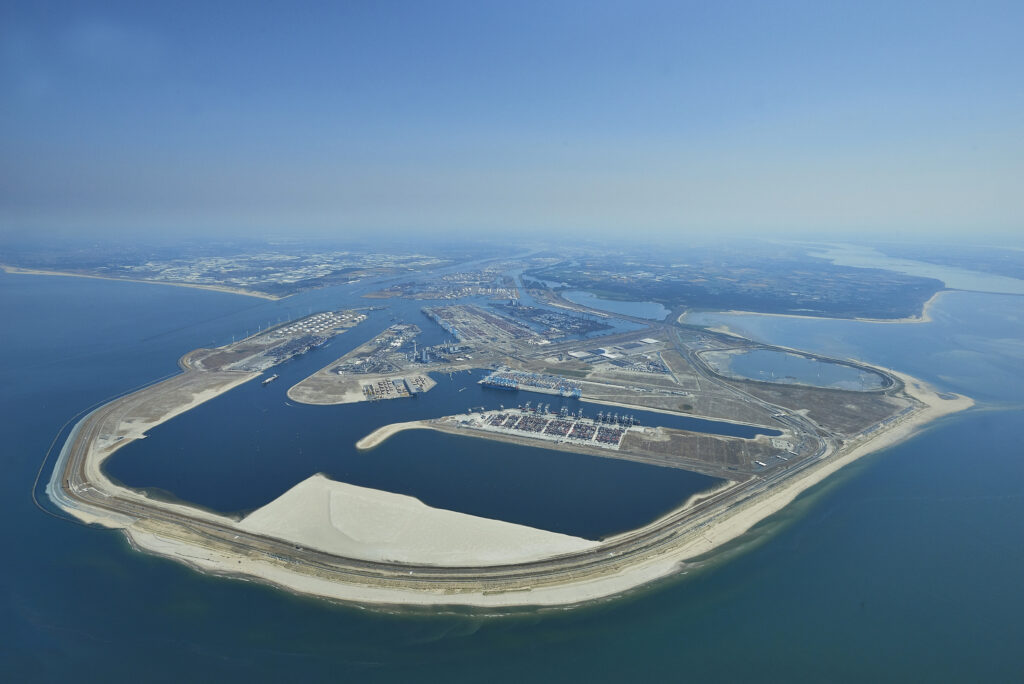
(524, 245), (944, 320)
(874, 243), (1024, 281)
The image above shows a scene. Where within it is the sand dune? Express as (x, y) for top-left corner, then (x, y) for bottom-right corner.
(238, 475), (600, 566)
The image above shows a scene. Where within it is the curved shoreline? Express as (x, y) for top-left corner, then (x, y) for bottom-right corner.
(679, 289), (948, 326)
(1, 264), (283, 301)
(43, 288), (974, 612)
(122, 374), (969, 609)
(355, 421), (435, 449)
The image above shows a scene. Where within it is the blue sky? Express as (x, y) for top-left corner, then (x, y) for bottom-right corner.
(1, 1), (1021, 241)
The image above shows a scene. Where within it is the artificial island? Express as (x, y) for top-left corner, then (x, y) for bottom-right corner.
(47, 279), (971, 609)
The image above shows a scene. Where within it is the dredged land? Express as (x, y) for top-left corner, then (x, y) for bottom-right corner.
(48, 301), (972, 609)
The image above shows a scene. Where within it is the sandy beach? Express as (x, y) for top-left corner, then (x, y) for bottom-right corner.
(679, 289), (948, 326)
(50, 346), (974, 610)
(237, 475), (601, 565)
(355, 420), (436, 449)
(1, 264), (283, 300)
(120, 369), (967, 609)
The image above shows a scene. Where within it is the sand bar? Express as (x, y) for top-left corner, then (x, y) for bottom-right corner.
(1, 264), (282, 300)
(679, 290), (947, 326)
(355, 421), (435, 449)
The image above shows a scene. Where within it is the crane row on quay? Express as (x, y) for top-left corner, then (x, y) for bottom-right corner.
(45, 303), (969, 609)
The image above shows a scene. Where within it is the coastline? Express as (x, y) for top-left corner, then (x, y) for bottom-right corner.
(60, 371), (259, 530)
(1, 264), (283, 301)
(679, 289), (947, 326)
(48, 334), (975, 609)
(118, 371), (971, 609)
(355, 420), (434, 449)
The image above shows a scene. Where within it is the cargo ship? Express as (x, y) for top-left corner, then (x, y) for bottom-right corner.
(262, 374), (279, 385)
(480, 376), (518, 391)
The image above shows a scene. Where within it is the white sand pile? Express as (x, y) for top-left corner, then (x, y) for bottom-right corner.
(238, 475), (600, 566)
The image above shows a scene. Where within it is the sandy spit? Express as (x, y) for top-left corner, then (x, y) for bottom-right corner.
(1, 264), (282, 300)
(355, 421), (436, 449)
(679, 290), (947, 326)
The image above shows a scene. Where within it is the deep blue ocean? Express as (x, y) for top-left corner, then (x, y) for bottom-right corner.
(2, 271), (1022, 681)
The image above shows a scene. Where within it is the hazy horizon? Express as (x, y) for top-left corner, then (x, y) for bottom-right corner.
(4, 6), (1023, 677)
(2, 1), (1022, 242)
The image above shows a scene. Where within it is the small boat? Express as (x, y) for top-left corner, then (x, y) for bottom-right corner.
(262, 374), (279, 385)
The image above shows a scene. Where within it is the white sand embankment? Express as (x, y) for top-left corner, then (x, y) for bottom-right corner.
(121, 374), (971, 608)
(238, 475), (600, 566)
(355, 421), (436, 449)
(58, 345), (974, 609)
(124, 523), (680, 608)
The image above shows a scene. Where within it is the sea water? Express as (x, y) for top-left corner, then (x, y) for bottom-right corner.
(562, 290), (672, 320)
(101, 301), (776, 535)
(702, 348), (889, 390)
(103, 361), (730, 538)
(3, 270), (1022, 681)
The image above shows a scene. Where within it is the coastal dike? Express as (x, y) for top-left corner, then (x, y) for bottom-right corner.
(47, 333), (972, 608)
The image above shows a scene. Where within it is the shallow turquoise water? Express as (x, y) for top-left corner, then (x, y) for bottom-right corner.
(3, 271), (1022, 681)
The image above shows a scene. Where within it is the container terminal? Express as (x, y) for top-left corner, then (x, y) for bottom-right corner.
(44, 293), (972, 610)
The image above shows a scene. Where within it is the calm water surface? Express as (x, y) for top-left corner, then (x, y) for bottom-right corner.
(104, 363), (726, 538)
(811, 243), (1024, 295)
(3, 271), (1022, 681)
(102, 323), (772, 534)
(703, 349), (888, 390)
(563, 290), (671, 320)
